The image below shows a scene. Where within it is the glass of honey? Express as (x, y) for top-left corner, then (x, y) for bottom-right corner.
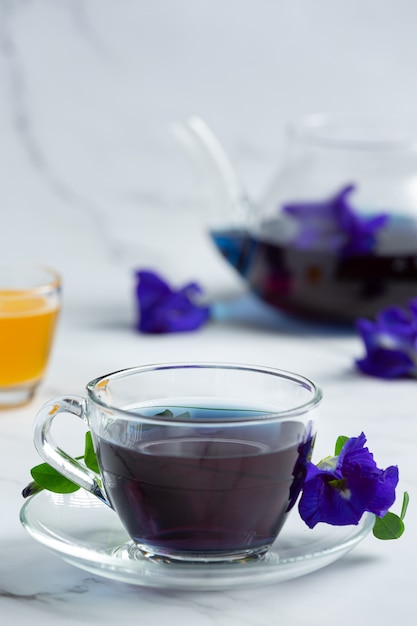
(0, 265), (61, 408)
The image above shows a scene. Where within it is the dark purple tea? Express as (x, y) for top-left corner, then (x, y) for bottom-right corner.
(211, 227), (417, 323)
(96, 408), (305, 559)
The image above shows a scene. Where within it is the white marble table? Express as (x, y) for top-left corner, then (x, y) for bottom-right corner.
(0, 292), (415, 625)
(1, 1), (417, 623)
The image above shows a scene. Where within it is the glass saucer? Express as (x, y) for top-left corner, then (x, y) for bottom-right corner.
(20, 490), (374, 590)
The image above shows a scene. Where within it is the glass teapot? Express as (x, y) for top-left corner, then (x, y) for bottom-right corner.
(176, 113), (417, 324)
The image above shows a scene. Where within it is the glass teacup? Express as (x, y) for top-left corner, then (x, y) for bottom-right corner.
(33, 362), (322, 563)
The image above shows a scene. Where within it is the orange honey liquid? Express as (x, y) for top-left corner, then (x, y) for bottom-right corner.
(0, 291), (59, 387)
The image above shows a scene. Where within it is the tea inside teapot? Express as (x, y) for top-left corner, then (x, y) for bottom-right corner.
(180, 114), (417, 324)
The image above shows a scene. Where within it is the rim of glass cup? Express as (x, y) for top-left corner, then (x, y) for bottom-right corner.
(287, 111), (417, 153)
(86, 362), (323, 425)
(0, 264), (61, 297)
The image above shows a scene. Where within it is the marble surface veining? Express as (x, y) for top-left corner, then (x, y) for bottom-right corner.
(1, 1), (417, 624)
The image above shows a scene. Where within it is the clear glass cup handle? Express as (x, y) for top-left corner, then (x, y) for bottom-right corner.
(33, 396), (110, 506)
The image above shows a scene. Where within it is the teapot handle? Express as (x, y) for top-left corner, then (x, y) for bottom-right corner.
(172, 115), (253, 225)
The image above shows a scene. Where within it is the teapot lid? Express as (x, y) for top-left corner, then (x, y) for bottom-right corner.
(287, 112), (417, 153)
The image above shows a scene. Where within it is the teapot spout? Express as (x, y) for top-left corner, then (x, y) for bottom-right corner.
(171, 115), (253, 227)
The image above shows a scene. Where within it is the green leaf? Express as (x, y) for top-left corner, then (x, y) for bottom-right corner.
(30, 462), (80, 494)
(156, 409), (174, 417)
(334, 435), (349, 456)
(156, 409), (191, 419)
(373, 511), (405, 540)
(177, 411), (191, 420)
(401, 491), (410, 520)
(84, 431), (100, 473)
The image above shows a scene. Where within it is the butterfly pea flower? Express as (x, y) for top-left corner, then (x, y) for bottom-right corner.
(298, 433), (399, 528)
(135, 269), (210, 334)
(356, 300), (417, 379)
(282, 184), (388, 255)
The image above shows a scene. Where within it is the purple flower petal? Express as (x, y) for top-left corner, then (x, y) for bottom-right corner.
(355, 300), (417, 379)
(376, 306), (417, 340)
(136, 271), (171, 312)
(407, 298), (417, 319)
(356, 317), (379, 352)
(338, 432), (373, 468)
(356, 347), (415, 379)
(135, 270), (210, 334)
(298, 433), (399, 528)
(299, 465), (366, 527)
(361, 465), (399, 517)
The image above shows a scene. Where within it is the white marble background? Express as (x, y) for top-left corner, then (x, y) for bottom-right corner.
(1, 1), (417, 624)
(3, 0), (417, 303)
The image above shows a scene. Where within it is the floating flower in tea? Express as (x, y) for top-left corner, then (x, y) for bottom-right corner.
(282, 184), (389, 255)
